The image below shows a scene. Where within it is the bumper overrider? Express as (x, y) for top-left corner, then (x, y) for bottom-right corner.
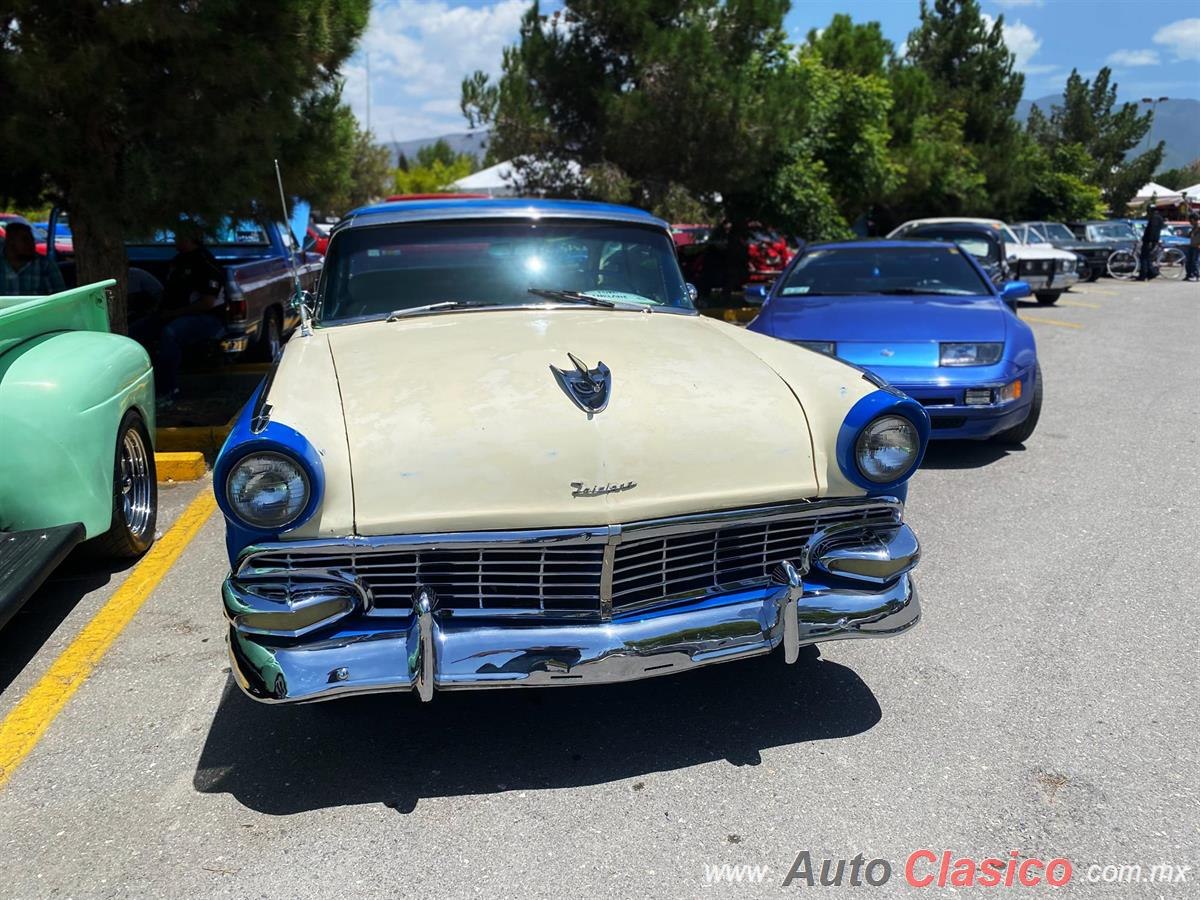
(222, 500), (921, 703)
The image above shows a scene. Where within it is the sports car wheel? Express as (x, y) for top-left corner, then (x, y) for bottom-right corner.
(1035, 291), (1060, 305)
(93, 409), (158, 559)
(993, 364), (1042, 446)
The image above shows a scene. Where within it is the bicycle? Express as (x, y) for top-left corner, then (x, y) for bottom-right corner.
(1108, 243), (1187, 281)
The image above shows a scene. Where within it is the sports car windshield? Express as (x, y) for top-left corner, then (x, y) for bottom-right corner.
(319, 220), (692, 321)
(779, 246), (992, 297)
(1087, 223), (1137, 240)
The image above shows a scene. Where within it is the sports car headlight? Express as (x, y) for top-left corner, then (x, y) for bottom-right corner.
(939, 342), (1003, 366)
(794, 340), (837, 356)
(855, 415), (920, 483)
(225, 452), (310, 528)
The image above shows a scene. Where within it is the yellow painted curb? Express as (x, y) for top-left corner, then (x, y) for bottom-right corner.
(155, 451), (207, 482)
(0, 491), (218, 789)
(699, 307), (760, 324)
(154, 424), (231, 455)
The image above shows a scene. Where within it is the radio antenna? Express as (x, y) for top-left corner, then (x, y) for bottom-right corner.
(274, 158), (313, 336)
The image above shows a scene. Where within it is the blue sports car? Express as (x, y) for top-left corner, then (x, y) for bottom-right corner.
(748, 240), (1041, 443)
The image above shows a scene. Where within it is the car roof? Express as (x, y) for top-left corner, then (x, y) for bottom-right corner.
(805, 238), (961, 251)
(900, 217), (1008, 228)
(340, 198), (667, 231)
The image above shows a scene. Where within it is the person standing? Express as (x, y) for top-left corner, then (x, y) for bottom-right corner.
(154, 223), (226, 405)
(1138, 206), (1165, 281)
(1, 221), (66, 295)
(1187, 213), (1200, 283)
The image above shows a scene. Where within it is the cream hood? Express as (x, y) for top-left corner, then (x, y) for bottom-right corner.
(320, 309), (827, 534)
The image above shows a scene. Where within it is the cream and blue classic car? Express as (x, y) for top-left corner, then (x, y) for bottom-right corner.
(215, 199), (930, 703)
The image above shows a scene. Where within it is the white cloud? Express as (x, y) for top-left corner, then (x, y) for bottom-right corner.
(345, 0), (529, 141)
(1106, 48), (1161, 67)
(1153, 17), (1200, 62)
(982, 14), (1043, 71)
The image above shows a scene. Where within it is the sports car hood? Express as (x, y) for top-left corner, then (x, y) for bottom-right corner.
(325, 309), (822, 534)
(763, 295), (1006, 344)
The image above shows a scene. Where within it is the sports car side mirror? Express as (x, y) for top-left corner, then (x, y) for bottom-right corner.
(1001, 280), (1031, 309)
(743, 283), (768, 305)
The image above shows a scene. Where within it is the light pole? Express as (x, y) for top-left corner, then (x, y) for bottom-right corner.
(1141, 96), (1168, 153)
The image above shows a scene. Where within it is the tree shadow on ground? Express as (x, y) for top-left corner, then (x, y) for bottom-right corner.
(194, 647), (881, 815)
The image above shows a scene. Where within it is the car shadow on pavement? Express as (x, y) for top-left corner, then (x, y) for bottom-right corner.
(919, 440), (1020, 469)
(193, 647), (881, 815)
(0, 553), (130, 693)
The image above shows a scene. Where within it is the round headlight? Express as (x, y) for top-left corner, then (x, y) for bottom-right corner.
(855, 415), (919, 483)
(225, 452), (310, 528)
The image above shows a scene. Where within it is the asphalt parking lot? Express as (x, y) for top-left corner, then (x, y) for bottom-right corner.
(0, 278), (1196, 898)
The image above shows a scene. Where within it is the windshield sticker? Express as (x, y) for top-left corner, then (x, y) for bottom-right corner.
(782, 286), (810, 295)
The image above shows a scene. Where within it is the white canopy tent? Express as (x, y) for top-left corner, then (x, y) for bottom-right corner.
(450, 157), (584, 197)
(1177, 183), (1200, 199)
(1131, 181), (1183, 204)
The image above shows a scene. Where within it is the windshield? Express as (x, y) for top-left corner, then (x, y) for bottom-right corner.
(780, 246), (991, 297)
(1087, 223), (1137, 241)
(904, 229), (1001, 264)
(1040, 223), (1075, 242)
(319, 220), (691, 321)
(127, 218), (270, 246)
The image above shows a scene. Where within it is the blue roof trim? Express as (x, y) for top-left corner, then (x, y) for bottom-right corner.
(339, 198), (667, 231)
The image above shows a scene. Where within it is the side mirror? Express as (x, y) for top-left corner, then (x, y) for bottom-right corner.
(292, 288), (315, 312)
(743, 283), (769, 305)
(1001, 280), (1031, 309)
(685, 282), (698, 305)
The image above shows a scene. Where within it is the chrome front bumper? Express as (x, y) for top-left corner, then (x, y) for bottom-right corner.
(223, 520), (921, 704)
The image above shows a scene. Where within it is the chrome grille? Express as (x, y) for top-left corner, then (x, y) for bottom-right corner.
(247, 546), (605, 614)
(237, 500), (900, 621)
(610, 505), (899, 612)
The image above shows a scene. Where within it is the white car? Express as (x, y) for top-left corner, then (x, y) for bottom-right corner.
(890, 217), (1079, 305)
(213, 199), (930, 704)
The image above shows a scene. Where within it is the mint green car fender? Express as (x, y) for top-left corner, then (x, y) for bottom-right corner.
(0, 331), (155, 538)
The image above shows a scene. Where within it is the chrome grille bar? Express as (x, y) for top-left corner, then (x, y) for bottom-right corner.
(235, 498), (902, 620)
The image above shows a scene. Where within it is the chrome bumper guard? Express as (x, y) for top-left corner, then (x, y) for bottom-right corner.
(223, 519), (921, 704)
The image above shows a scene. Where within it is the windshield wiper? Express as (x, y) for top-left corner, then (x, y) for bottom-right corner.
(526, 288), (617, 308)
(386, 300), (488, 321)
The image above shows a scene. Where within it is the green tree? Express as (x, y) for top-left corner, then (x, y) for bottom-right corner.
(318, 120), (395, 214)
(391, 140), (479, 194)
(462, 1), (794, 231)
(903, 0), (1028, 217)
(1156, 159), (1200, 192)
(1027, 68), (1165, 212)
(0, 1), (369, 332)
(808, 14), (985, 228)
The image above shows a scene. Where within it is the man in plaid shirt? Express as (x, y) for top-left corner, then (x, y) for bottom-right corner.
(1, 221), (66, 295)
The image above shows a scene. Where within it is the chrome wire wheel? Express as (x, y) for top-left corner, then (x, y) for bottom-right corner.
(1107, 249), (1137, 280)
(1158, 247), (1187, 281)
(119, 425), (154, 540)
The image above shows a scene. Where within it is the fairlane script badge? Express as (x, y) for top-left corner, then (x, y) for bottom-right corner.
(571, 481), (637, 498)
(550, 352), (611, 414)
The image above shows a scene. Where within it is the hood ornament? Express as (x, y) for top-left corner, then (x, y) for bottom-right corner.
(550, 352), (611, 414)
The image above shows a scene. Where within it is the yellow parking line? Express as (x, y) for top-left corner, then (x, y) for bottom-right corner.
(0, 490), (217, 790)
(1022, 315), (1083, 329)
(1075, 287), (1116, 296)
(1057, 299), (1101, 309)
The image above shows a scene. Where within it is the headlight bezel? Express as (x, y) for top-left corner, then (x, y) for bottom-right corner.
(939, 341), (1004, 367)
(835, 387), (930, 493)
(224, 451), (312, 530)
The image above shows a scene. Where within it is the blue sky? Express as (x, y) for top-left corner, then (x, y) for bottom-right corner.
(346, 1), (1200, 142)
